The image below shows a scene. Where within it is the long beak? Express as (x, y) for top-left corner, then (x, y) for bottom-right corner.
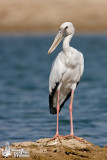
(48, 30), (64, 54)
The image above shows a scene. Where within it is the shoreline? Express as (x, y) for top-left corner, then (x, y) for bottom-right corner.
(0, 31), (107, 36)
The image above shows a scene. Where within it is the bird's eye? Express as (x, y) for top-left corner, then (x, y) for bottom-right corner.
(65, 26), (68, 30)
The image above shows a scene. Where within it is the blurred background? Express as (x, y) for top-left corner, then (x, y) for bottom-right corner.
(0, 0), (107, 147)
(0, 0), (107, 33)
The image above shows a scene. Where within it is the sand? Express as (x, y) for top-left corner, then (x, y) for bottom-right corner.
(0, 0), (107, 33)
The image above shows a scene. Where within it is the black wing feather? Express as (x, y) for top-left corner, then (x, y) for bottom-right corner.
(49, 81), (80, 114)
(59, 81), (80, 112)
(59, 91), (71, 112)
(49, 82), (59, 114)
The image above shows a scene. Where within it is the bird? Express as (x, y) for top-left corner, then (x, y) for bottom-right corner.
(48, 22), (84, 142)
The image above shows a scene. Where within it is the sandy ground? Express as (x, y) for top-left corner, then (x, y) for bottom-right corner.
(0, 0), (107, 33)
(0, 137), (107, 160)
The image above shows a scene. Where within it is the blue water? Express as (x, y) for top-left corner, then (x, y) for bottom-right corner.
(0, 34), (107, 147)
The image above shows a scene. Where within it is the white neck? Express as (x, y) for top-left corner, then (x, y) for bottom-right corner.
(63, 34), (73, 52)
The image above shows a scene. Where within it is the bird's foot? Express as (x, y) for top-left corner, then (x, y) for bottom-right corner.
(47, 133), (64, 143)
(64, 135), (84, 142)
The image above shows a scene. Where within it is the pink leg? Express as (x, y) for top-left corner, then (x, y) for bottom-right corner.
(69, 89), (74, 136)
(64, 90), (84, 142)
(53, 90), (60, 139)
(64, 89), (74, 137)
(48, 90), (62, 143)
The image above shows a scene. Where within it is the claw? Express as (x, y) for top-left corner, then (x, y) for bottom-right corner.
(64, 135), (84, 142)
(47, 134), (64, 143)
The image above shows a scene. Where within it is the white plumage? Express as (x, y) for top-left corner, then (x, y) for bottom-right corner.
(48, 22), (84, 114)
(48, 22), (84, 141)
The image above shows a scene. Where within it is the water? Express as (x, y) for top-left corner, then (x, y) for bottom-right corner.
(0, 34), (107, 147)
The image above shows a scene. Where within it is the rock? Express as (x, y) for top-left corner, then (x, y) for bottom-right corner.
(0, 137), (107, 160)
(12, 141), (36, 147)
(35, 137), (92, 149)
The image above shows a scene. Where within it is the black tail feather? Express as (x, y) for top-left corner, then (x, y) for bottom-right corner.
(49, 81), (80, 114)
(49, 82), (59, 114)
(49, 90), (71, 114)
(59, 91), (71, 112)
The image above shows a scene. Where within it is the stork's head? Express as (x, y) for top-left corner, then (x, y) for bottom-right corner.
(48, 22), (75, 54)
